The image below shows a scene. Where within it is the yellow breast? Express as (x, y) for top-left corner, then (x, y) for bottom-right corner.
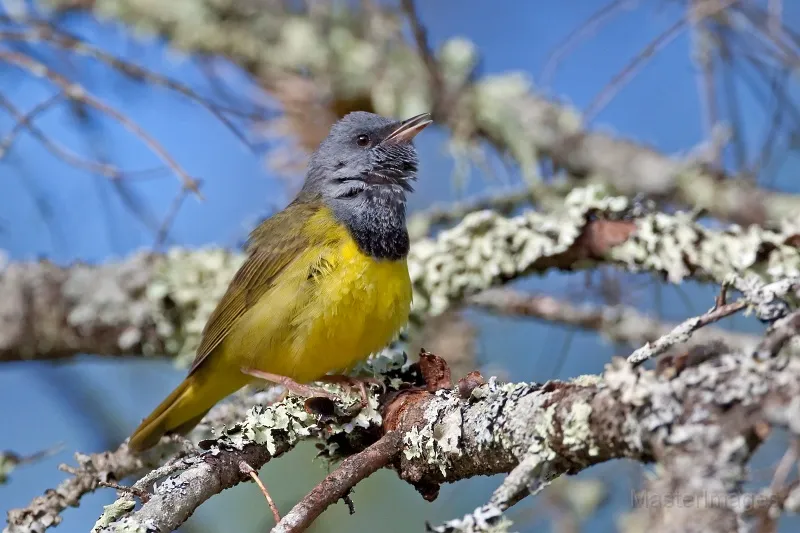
(223, 212), (412, 383)
(288, 238), (412, 380)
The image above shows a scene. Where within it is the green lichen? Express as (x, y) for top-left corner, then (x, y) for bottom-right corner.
(240, 398), (312, 455)
(91, 499), (136, 533)
(561, 401), (598, 457)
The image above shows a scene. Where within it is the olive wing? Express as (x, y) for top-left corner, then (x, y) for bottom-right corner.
(188, 201), (320, 375)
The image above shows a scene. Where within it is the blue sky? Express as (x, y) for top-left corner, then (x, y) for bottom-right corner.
(2, 2), (799, 532)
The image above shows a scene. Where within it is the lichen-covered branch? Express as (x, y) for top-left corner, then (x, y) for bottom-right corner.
(429, 342), (800, 532)
(38, 0), (800, 226)
(11, 310), (800, 533)
(8, 271), (800, 533)
(80, 361), (645, 533)
(3, 387), (282, 533)
(2, 187), (799, 363)
(4, 445), (157, 533)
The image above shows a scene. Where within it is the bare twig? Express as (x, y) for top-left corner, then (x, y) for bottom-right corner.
(0, 27), (259, 146)
(584, 16), (688, 121)
(690, 5), (721, 167)
(585, 0), (738, 122)
(470, 287), (764, 353)
(0, 92), (62, 157)
(718, 30), (749, 172)
(540, 0), (633, 86)
(95, 480), (151, 504)
(271, 432), (402, 533)
(153, 188), (190, 249)
(239, 461), (281, 525)
(399, 0), (443, 110)
(0, 92), (161, 179)
(0, 444), (63, 483)
(0, 50), (202, 197)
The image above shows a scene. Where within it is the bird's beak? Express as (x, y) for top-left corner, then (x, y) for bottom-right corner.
(383, 112), (432, 144)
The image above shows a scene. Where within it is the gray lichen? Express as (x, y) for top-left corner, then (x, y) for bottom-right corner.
(402, 391), (463, 476)
(145, 248), (244, 365)
(426, 505), (513, 533)
(62, 252), (154, 352)
(409, 186), (800, 319)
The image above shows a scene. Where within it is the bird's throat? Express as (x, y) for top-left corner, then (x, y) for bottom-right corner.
(333, 193), (409, 261)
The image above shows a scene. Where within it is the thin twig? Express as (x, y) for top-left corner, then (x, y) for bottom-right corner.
(690, 5), (720, 167)
(0, 443), (64, 482)
(540, 0), (633, 86)
(0, 27), (258, 146)
(747, 67), (788, 180)
(154, 188), (190, 249)
(97, 480), (151, 503)
(584, 16), (688, 121)
(0, 92), (163, 179)
(239, 461), (281, 524)
(471, 287), (762, 356)
(585, 0), (738, 122)
(399, 0), (443, 110)
(627, 299), (747, 365)
(0, 92), (62, 156)
(271, 432), (402, 533)
(718, 29), (749, 172)
(0, 49), (202, 198)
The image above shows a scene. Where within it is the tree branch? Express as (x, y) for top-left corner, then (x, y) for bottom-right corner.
(469, 287), (764, 353)
(271, 432), (403, 533)
(3, 187), (799, 363)
(4, 445), (157, 533)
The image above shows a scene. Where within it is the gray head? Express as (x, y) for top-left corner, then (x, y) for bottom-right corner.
(300, 111), (431, 260)
(302, 111), (430, 200)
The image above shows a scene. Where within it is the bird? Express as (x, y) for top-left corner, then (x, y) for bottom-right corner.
(128, 111), (432, 452)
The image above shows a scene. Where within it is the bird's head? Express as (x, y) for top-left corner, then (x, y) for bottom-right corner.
(302, 111), (431, 203)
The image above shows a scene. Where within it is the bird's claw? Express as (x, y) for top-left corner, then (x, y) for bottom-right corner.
(241, 368), (339, 401)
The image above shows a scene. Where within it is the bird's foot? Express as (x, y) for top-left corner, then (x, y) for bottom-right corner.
(316, 375), (384, 407)
(241, 368), (338, 402)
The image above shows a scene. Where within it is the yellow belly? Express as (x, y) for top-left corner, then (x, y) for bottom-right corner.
(219, 236), (412, 383)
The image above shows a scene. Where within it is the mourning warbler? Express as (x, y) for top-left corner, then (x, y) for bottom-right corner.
(128, 111), (431, 452)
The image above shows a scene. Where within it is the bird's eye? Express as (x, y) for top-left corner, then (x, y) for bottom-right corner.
(356, 134), (370, 147)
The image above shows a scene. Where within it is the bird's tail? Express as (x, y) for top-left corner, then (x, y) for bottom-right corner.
(128, 371), (246, 452)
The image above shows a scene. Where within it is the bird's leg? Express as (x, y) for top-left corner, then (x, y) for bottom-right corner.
(316, 375), (385, 407)
(241, 368), (338, 401)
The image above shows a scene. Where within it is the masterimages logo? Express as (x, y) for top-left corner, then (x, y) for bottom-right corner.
(631, 491), (778, 509)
